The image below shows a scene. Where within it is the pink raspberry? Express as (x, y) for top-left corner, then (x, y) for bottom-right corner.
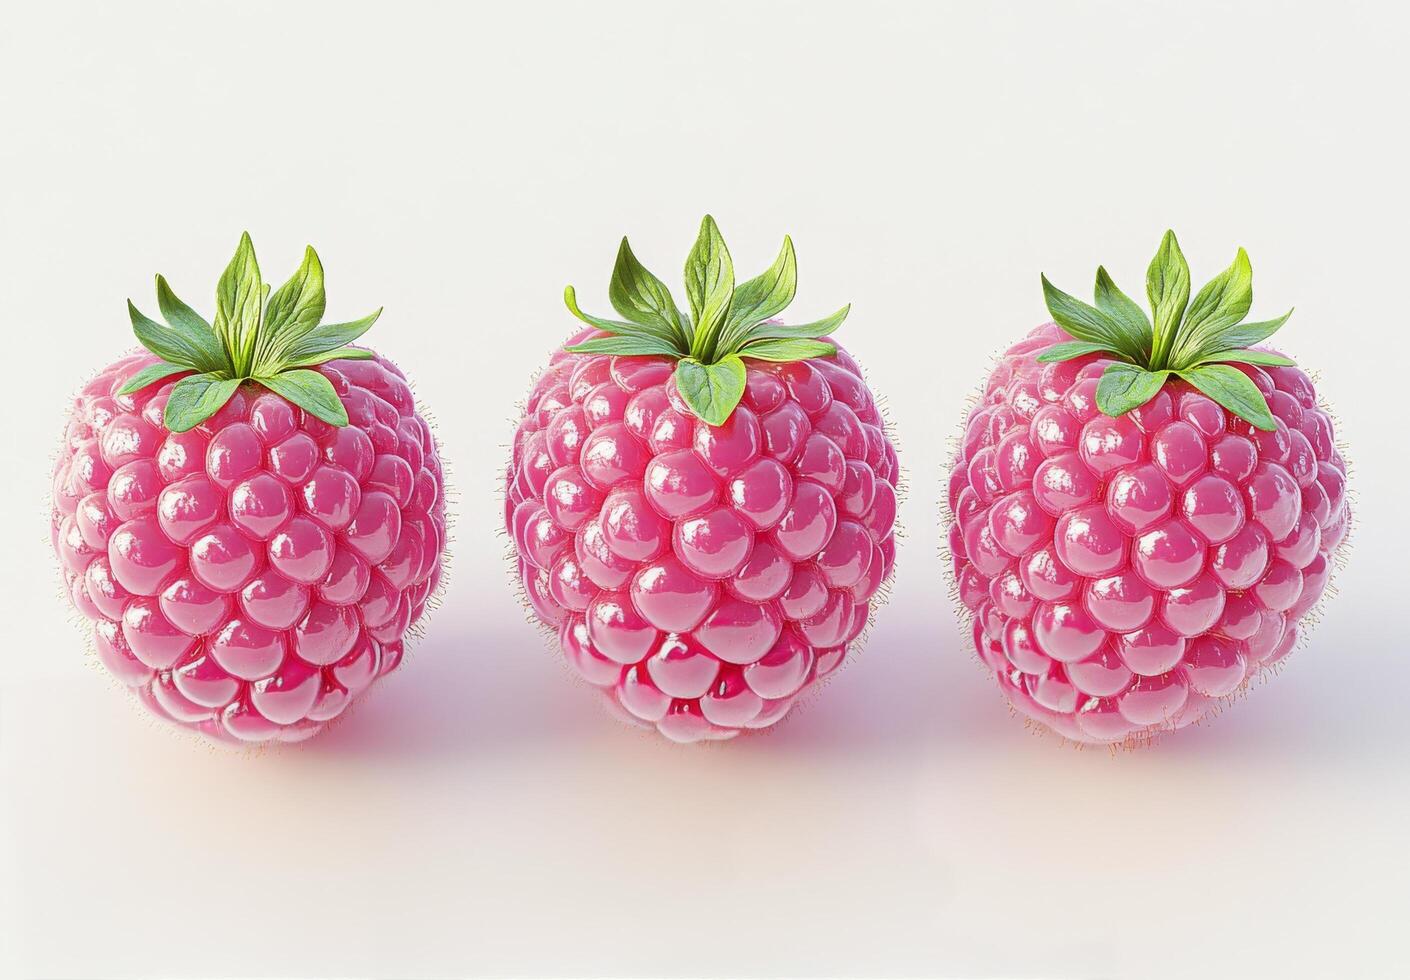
(506, 216), (899, 742)
(51, 235), (446, 744)
(947, 232), (1348, 745)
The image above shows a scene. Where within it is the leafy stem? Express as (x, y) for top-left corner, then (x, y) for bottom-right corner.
(1036, 230), (1295, 431)
(563, 215), (848, 425)
(117, 233), (382, 432)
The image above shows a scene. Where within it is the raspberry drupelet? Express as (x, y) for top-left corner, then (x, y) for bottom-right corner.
(947, 232), (1348, 745)
(52, 235), (446, 744)
(506, 217), (899, 742)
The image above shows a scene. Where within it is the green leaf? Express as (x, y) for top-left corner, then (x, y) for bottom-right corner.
(563, 286), (679, 346)
(163, 373), (242, 433)
(684, 215), (735, 360)
(1196, 349), (1296, 368)
(674, 354), (747, 426)
(564, 335), (683, 357)
(608, 238), (690, 347)
(1171, 247), (1253, 366)
(1034, 340), (1123, 363)
(286, 309), (383, 361)
(155, 275), (215, 336)
(1177, 363), (1277, 431)
(1041, 275), (1143, 360)
(1095, 363), (1169, 418)
(1200, 309), (1294, 355)
(284, 346), (377, 368)
(1094, 266), (1152, 358)
(258, 246), (326, 370)
(738, 304), (850, 344)
(719, 236), (797, 350)
(127, 301), (225, 372)
(1146, 230), (1191, 369)
(212, 232), (264, 375)
(255, 369), (349, 426)
(115, 360), (191, 396)
(738, 337), (836, 362)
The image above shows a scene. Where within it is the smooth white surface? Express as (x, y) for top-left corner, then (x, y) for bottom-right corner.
(2, 2), (1407, 977)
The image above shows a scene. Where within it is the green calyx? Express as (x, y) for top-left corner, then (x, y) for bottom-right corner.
(563, 215), (849, 425)
(116, 233), (382, 433)
(1036, 230), (1296, 431)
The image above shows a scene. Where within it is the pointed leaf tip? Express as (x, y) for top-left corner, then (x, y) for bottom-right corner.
(1093, 265), (1153, 357)
(1171, 245), (1256, 367)
(127, 299), (226, 373)
(258, 244), (327, 373)
(719, 234), (799, 350)
(1042, 274), (1146, 361)
(1146, 231), (1192, 368)
(285, 308), (381, 362)
(213, 232), (264, 376)
(564, 284), (682, 349)
(608, 236), (690, 348)
(154, 273), (215, 339)
(1202, 349), (1296, 368)
(1208, 308), (1294, 354)
(738, 303), (849, 345)
(684, 216), (735, 361)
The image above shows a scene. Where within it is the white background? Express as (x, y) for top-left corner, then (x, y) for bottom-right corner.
(2, 2), (1407, 978)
